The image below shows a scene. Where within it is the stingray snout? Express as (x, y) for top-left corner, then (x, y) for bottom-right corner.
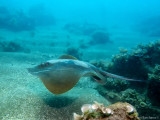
(27, 67), (38, 76)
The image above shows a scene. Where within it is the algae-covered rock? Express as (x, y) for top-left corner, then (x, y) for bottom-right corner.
(0, 41), (30, 53)
(120, 89), (152, 115)
(93, 40), (160, 81)
(107, 51), (148, 80)
(73, 101), (140, 120)
(4, 42), (23, 52)
(148, 64), (160, 106)
(91, 40), (160, 117)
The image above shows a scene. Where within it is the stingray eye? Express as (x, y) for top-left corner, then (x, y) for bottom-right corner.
(38, 62), (50, 69)
(42, 62), (50, 67)
(45, 62), (50, 66)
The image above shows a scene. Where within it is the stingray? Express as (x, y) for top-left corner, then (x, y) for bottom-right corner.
(28, 55), (143, 95)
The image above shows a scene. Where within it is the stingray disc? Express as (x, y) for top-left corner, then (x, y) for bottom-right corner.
(28, 55), (97, 95)
(40, 68), (82, 95)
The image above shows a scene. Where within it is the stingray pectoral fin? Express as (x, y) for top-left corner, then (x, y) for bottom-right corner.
(91, 75), (106, 85)
(87, 71), (107, 85)
(39, 73), (81, 95)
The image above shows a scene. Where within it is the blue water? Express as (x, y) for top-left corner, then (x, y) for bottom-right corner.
(0, 0), (160, 119)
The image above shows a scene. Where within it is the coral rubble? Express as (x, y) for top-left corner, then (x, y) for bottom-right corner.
(73, 101), (140, 120)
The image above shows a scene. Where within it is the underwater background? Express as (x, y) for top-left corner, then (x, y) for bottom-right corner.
(0, 0), (160, 119)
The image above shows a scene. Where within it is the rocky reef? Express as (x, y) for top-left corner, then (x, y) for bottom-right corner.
(148, 64), (160, 106)
(105, 41), (160, 77)
(73, 101), (140, 120)
(0, 40), (30, 53)
(92, 40), (160, 117)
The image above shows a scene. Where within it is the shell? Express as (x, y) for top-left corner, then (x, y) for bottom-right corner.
(81, 104), (92, 113)
(91, 104), (99, 110)
(73, 113), (82, 120)
(101, 107), (113, 116)
(126, 105), (134, 114)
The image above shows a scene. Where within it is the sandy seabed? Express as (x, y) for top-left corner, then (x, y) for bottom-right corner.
(0, 52), (110, 120)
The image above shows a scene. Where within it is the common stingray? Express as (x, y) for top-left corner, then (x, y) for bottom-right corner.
(28, 55), (143, 95)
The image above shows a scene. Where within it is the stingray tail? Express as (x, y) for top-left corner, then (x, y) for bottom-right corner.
(92, 68), (145, 84)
